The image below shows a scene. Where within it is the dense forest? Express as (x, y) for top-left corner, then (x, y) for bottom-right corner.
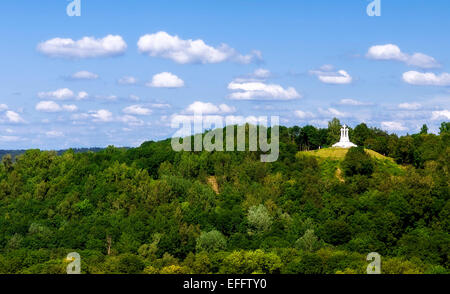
(0, 119), (448, 274)
(0, 148), (105, 161)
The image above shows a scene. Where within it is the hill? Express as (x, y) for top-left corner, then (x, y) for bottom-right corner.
(298, 147), (404, 180)
(0, 123), (448, 274)
(298, 147), (393, 161)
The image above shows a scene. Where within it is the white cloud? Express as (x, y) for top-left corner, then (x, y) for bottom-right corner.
(37, 35), (127, 58)
(118, 76), (138, 85)
(367, 44), (439, 68)
(36, 101), (61, 112)
(123, 105), (152, 116)
(38, 88), (74, 100)
(223, 115), (260, 125)
(320, 64), (334, 71)
(70, 71), (99, 80)
(310, 67), (352, 84)
(339, 99), (370, 106)
(137, 31), (261, 64)
(90, 109), (113, 122)
(147, 72), (184, 88)
(168, 114), (261, 129)
(294, 110), (315, 119)
(431, 110), (450, 120)
(118, 115), (144, 126)
(36, 101), (78, 112)
(0, 104), (8, 111)
(38, 89), (89, 100)
(252, 68), (271, 79)
(62, 104), (78, 112)
(185, 101), (236, 114)
(5, 111), (24, 123)
(402, 71), (450, 86)
(70, 113), (90, 121)
(228, 81), (300, 100)
(46, 131), (64, 138)
(77, 91), (89, 100)
(381, 121), (408, 131)
(318, 108), (349, 118)
(150, 103), (171, 109)
(398, 102), (421, 110)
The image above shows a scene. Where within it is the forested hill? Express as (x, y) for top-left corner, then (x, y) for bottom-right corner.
(0, 148), (105, 161)
(0, 120), (448, 274)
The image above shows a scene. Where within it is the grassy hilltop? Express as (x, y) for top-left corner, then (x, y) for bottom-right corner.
(300, 147), (391, 161)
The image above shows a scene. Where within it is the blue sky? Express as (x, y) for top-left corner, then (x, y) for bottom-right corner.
(0, 0), (449, 149)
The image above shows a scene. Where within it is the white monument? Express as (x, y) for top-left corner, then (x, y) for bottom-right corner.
(332, 125), (357, 148)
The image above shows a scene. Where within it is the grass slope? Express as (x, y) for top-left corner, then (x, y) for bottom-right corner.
(298, 147), (393, 161)
(298, 147), (404, 180)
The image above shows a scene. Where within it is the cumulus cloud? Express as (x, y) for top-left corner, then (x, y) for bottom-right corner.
(137, 31), (261, 64)
(36, 101), (61, 112)
(37, 35), (127, 58)
(381, 121), (408, 131)
(318, 107), (349, 118)
(38, 88), (74, 100)
(0, 104), (8, 111)
(402, 71), (450, 86)
(339, 99), (371, 106)
(36, 101), (78, 112)
(228, 80), (300, 101)
(185, 101), (236, 114)
(77, 91), (89, 100)
(62, 104), (78, 112)
(90, 109), (113, 122)
(168, 114), (261, 129)
(150, 103), (171, 109)
(147, 72), (184, 88)
(398, 102), (421, 110)
(70, 71), (99, 80)
(294, 110), (315, 119)
(118, 76), (138, 85)
(117, 115), (144, 126)
(5, 111), (24, 123)
(123, 105), (152, 116)
(38, 88), (88, 100)
(431, 110), (450, 120)
(310, 66), (352, 84)
(367, 44), (439, 68)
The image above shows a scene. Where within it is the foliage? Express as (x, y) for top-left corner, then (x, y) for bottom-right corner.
(0, 119), (448, 274)
(196, 230), (227, 253)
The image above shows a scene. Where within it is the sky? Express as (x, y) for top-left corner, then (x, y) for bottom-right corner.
(0, 0), (449, 150)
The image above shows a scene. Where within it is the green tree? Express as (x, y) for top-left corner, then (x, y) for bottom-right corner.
(196, 230), (227, 253)
(247, 204), (273, 234)
(327, 118), (342, 145)
(341, 147), (374, 177)
(439, 122), (450, 134)
(420, 124), (429, 134)
(295, 229), (321, 252)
